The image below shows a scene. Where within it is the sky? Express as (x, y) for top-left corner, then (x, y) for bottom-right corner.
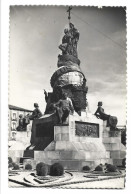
(9, 6), (127, 125)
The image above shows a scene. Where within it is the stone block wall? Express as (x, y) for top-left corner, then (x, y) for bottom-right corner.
(102, 121), (126, 165)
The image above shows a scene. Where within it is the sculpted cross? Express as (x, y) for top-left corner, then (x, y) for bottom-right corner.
(67, 6), (72, 21)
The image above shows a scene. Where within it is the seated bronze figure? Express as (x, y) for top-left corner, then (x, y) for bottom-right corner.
(94, 101), (118, 130)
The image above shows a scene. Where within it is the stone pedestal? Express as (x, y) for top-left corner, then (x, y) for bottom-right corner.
(9, 113), (126, 170)
(33, 114), (116, 170)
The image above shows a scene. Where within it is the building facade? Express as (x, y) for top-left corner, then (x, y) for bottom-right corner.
(8, 105), (33, 141)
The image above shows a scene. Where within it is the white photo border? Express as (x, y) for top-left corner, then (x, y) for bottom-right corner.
(1, 0), (130, 193)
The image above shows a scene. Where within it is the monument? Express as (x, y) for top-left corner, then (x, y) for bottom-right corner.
(9, 7), (126, 170)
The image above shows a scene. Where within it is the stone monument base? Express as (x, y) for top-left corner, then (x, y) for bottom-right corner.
(30, 113), (125, 170)
(8, 113), (126, 171)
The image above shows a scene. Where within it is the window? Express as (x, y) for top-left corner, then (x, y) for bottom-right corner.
(12, 112), (17, 120)
(12, 122), (16, 130)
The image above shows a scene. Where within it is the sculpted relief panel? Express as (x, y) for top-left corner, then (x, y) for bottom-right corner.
(75, 121), (99, 138)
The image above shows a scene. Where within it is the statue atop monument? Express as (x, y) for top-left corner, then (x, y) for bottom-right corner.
(59, 7), (80, 58)
(45, 7), (88, 117)
(59, 23), (80, 58)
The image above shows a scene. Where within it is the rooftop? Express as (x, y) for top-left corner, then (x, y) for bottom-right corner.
(9, 105), (33, 112)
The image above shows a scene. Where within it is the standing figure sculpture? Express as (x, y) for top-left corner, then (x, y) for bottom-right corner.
(94, 101), (118, 130)
(59, 28), (72, 55)
(69, 22), (80, 58)
(59, 23), (80, 58)
(54, 92), (74, 124)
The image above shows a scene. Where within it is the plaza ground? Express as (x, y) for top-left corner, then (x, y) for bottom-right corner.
(8, 170), (125, 189)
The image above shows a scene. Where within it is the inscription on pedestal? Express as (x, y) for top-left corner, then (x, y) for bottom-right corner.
(75, 121), (99, 137)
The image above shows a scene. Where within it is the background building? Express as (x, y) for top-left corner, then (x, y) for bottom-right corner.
(8, 105), (33, 141)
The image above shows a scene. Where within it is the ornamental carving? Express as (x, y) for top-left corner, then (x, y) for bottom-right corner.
(75, 121), (99, 137)
(50, 65), (84, 87)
